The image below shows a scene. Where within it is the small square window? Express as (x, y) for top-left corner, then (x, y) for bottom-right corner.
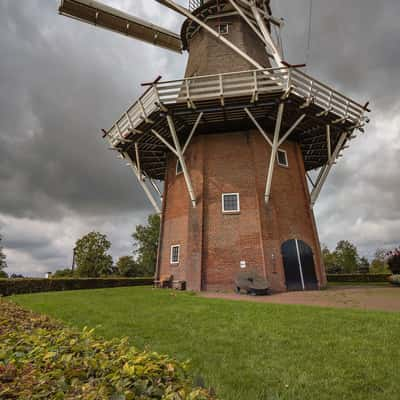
(176, 160), (183, 175)
(218, 23), (229, 35)
(222, 193), (240, 213)
(277, 149), (288, 167)
(170, 245), (180, 264)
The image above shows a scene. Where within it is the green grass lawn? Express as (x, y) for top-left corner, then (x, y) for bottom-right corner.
(11, 287), (400, 400)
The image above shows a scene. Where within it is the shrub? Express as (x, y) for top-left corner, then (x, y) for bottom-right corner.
(326, 273), (391, 283)
(386, 249), (400, 274)
(0, 277), (153, 297)
(0, 300), (215, 399)
(388, 275), (400, 286)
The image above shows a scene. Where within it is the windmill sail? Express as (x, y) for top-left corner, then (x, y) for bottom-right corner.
(59, 0), (183, 53)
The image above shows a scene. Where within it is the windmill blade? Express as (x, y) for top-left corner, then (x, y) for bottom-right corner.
(59, 0), (183, 53)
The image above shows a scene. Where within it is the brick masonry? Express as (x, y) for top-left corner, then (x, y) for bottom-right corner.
(158, 130), (326, 292)
(156, 3), (326, 292)
(184, 13), (271, 77)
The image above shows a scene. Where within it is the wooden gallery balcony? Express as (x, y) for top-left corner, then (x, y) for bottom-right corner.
(105, 67), (369, 181)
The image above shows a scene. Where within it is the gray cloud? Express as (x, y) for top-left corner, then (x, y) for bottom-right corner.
(0, 0), (399, 275)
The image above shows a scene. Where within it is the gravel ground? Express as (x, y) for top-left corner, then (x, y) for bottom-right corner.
(201, 285), (400, 312)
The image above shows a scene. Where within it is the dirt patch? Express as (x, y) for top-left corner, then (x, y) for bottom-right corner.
(201, 286), (400, 312)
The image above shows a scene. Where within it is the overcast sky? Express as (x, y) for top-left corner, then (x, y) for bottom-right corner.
(0, 0), (399, 276)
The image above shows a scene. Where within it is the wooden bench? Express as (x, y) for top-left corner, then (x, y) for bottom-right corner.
(154, 275), (186, 290)
(154, 275), (173, 289)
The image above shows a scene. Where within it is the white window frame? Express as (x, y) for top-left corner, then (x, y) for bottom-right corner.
(176, 160), (183, 175)
(170, 245), (180, 265)
(277, 149), (289, 167)
(222, 193), (240, 214)
(218, 23), (229, 35)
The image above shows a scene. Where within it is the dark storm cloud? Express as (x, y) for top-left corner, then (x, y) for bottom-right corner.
(0, 0), (399, 275)
(271, 0), (400, 255)
(0, 0), (183, 220)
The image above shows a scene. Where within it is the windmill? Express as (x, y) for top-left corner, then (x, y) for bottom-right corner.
(59, 0), (370, 292)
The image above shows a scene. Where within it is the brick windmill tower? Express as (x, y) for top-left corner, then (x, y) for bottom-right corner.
(59, 0), (370, 292)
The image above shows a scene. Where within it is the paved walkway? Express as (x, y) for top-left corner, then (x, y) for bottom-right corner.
(201, 286), (400, 312)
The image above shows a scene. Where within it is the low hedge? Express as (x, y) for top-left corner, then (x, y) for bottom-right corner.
(0, 277), (153, 297)
(327, 273), (391, 283)
(0, 300), (215, 399)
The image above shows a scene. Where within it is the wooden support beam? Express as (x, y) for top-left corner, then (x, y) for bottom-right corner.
(244, 107), (273, 147)
(310, 131), (348, 207)
(265, 102), (285, 204)
(166, 115), (197, 208)
(124, 152), (161, 214)
(183, 112), (203, 154)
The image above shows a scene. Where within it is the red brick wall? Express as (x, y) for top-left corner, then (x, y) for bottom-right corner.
(184, 14), (270, 77)
(158, 130), (326, 292)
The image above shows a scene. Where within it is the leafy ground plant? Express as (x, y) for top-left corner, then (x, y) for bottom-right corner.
(12, 287), (400, 400)
(0, 300), (214, 399)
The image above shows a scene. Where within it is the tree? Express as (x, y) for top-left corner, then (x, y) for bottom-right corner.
(0, 234), (7, 276)
(322, 244), (341, 273)
(53, 268), (74, 278)
(334, 240), (360, 273)
(132, 214), (160, 277)
(75, 232), (113, 277)
(358, 257), (370, 274)
(370, 248), (390, 274)
(116, 256), (140, 277)
(386, 246), (400, 274)
(10, 274), (24, 279)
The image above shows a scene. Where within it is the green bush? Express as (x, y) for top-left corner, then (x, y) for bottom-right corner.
(387, 254), (400, 274)
(0, 300), (215, 399)
(327, 273), (391, 283)
(388, 275), (400, 286)
(0, 277), (153, 297)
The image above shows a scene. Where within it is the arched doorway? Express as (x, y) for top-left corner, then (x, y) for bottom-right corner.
(281, 239), (318, 291)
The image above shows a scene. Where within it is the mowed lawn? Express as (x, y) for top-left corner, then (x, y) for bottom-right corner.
(12, 287), (400, 400)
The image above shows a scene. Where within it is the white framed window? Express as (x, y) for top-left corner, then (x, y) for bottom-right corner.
(176, 160), (183, 175)
(222, 193), (240, 213)
(170, 245), (180, 264)
(277, 149), (289, 167)
(218, 23), (229, 35)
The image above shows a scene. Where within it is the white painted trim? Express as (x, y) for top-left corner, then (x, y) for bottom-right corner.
(228, 0), (267, 45)
(176, 160), (183, 175)
(249, 2), (284, 68)
(166, 115), (197, 208)
(124, 152), (161, 214)
(222, 193), (240, 214)
(244, 107), (273, 147)
(310, 131), (348, 207)
(265, 102), (285, 204)
(295, 239), (306, 291)
(277, 149), (289, 167)
(170, 244), (180, 264)
(217, 23), (229, 35)
(183, 112), (203, 154)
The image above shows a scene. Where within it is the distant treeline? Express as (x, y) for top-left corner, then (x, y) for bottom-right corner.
(0, 215), (160, 280)
(322, 240), (389, 274)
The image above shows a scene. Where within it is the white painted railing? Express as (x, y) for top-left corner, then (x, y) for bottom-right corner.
(189, 0), (203, 11)
(107, 67), (366, 147)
